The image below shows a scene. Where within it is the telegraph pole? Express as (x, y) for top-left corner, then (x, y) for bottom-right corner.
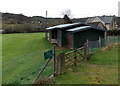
(46, 11), (48, 18)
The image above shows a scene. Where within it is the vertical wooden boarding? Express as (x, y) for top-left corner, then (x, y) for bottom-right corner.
(67, 34), (73, 48)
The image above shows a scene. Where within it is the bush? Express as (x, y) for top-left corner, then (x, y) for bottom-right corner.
(2, 23), (45, 34)
(2, 25), (13, 34)
(107, 29), (120, 36)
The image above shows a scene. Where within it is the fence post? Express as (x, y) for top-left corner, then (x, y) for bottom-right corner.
(74, 48), (77, 66)
(99, 37), (101, 48)
(86, 39), (89, 56)
(84, 40), (89, 61)
(55, 52), (65, 75)
(107, 36), (109, 46)
(60, 53), (65, 74)
(113, 35), (115, 44)
(53, 45), (56, 76)
(104, 31), (107, 39)
(84, 43), (87, 61)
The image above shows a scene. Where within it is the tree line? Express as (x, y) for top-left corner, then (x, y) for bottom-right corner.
(2, 23), (46, 34)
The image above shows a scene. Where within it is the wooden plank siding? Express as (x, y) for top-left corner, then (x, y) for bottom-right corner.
(67, 33), (73, 48)
(72, 29), (105, 48)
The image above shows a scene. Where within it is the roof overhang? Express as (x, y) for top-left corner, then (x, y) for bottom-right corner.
(67, 26), (107, 33)
(46, 22), (86, 30)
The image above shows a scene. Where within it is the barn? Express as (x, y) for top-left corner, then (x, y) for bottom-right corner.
(46, 22), (106, 48)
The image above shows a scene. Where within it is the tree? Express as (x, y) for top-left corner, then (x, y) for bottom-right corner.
(61, 9), (73, 18)
(63, 15), (72, 24)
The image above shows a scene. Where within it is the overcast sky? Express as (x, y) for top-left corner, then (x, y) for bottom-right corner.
(0, 0), (119, 18)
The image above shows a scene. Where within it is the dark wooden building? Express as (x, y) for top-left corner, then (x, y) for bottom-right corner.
(66, 26), (106, 48)
(46, 22), (106, 48)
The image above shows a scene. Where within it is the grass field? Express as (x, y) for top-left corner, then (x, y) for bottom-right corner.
(52, 44), (119, 84)
(2, 33), (53, 84)
(0, 34), (2, 85)
(2, 33), (119, 84)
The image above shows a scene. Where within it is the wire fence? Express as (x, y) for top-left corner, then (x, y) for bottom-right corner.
(88, 35), (120, 54)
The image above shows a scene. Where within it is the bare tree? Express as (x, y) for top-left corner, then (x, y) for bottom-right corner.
(61, 9), (73, 18)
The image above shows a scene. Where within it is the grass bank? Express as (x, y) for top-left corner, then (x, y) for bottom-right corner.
(2, 33), (53, 84)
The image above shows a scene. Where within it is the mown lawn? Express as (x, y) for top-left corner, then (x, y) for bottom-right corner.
(2, 33), (53, 84)
(2, 33), (119, 84)
(52, 44), (119, 84)
(0, 34), (2, 85)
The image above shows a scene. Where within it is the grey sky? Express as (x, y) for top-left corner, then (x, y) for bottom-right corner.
(0, 0), (119, 18)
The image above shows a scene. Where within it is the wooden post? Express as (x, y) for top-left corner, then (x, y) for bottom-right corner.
(74, 48), (77, 66)
(49, 31), (52, 42)
(53, 45), (56, 76)
(107, 36), (109, 46)
(113, 35), (115, 44)
(33, 58), (52, 83)
(55, 53), (65, 75)
(104, 31), (107, 39)
(84, 43), (87, 61)
(99, 37), (101, 48)
(86, 39), (89, 56)
(104, 32), (107, 46)
(84, 39), (89, 61)
(60, 53), (65, 74)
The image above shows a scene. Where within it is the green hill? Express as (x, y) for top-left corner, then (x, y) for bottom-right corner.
(2, 33), (53, 84)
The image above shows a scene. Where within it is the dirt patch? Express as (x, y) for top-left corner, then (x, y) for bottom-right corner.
(35, 77), (51, 85)
(53, 44), (70, 50)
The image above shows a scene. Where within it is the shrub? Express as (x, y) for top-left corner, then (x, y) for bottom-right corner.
(107, 29), (120, 36)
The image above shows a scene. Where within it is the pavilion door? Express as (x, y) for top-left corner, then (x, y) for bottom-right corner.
(67, 34), (73, 48)
(52, 30), (57, 39)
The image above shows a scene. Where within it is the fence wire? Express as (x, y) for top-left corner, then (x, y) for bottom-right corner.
(88, 35), (120, 54)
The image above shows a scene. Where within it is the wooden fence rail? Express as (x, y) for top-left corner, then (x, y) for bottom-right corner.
(33, 43), (89, 82)
(64, 46), (86, 69)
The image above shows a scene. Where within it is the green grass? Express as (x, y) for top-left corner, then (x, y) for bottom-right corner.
(0, 34), (2, 85)
(2, 33), (53, 84)
(2, 33), (119, 84)
(52, 44), (119, 84)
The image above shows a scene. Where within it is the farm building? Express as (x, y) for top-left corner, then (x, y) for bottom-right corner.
(46, 22), (106, 48)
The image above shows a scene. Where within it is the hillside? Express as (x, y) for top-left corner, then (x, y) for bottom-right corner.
(2, 33), (53, 84)
(1, 12), (63, 33)
(2, 12), (120, 34)
(2, 12), (62, 24)
(1, 12), (89, 34)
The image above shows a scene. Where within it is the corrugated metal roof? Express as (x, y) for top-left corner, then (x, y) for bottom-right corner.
(67, 25), (106, 33)
(67, 26), (91, 32)
(46, 22), (83, 30)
